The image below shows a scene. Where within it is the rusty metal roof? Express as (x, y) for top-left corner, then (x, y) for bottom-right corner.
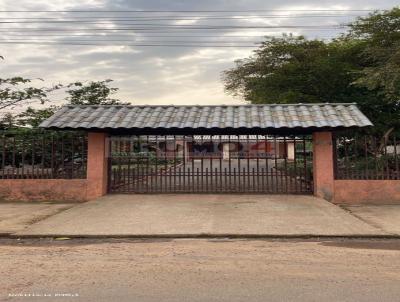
(40, 103), (372, 131)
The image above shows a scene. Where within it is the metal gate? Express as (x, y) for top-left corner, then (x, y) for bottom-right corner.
(108, 135), (313, 194)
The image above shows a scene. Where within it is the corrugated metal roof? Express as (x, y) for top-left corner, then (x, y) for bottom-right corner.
(39, 103), (373, 130)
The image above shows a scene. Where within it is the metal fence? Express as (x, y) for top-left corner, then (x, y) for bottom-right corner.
(334, 131), (400, 180)
(0, 130), (87, 179)
(108, 135), (313, 194)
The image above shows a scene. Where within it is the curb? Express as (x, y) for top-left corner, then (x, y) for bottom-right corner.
(4, 233), (400, 240)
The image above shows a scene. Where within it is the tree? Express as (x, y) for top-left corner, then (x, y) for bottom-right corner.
(349, 8), (400, 100)
(222, 7), (400, 133)
(16, 106), (58, 128)
(66, 79), (124, 105)
(223, 35), (369, 104)
(0, 77), (62, 111)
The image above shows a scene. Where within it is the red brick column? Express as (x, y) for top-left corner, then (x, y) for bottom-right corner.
(86, 132), (109, 200)
(312, 131), (335, 201)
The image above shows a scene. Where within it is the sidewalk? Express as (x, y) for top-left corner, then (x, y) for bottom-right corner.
(6, 194), (396, 238)
(0, 201), (74, 235)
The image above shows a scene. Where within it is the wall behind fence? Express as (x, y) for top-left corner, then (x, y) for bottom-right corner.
(333, 131), (400, 204)
(0, 130), (89, 202)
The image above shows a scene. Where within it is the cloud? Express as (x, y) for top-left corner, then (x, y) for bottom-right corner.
(0, 0), (398, 108)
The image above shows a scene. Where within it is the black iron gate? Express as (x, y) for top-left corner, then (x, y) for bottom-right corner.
(108, 135), (313, 194)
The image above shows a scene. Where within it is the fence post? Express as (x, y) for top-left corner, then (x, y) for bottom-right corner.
(313, 131), (335, 201)
(86, 132), (109, 200)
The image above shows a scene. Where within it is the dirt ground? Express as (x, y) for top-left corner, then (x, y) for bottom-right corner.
(1, 238), (400, 302)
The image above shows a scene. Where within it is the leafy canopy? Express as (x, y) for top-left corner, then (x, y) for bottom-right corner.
(222, 8), (400, 132)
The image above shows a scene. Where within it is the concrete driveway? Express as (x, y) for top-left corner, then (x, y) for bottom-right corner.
(15, 194), (386, 237)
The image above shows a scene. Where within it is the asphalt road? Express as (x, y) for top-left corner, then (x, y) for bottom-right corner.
(1, 238), (400, 302)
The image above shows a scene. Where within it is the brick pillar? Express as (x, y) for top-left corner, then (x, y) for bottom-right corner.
(86, 132), (109, 200)
(313, 131), (335, 201)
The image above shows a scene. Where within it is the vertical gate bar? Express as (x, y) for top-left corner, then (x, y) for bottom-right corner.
(265, 136), (269, 192)
(108, 137), (112, 193)
(200, 135), (204, 192)
(31, 137), (35, 179)
(123, 165), (127, 193)
(12, 136), (16, 178)
(192, 136), (195, 193)
(394, 135), (399, 180)
(373, 136), (378, 179)
(237, 134), (241, 192)
(131, 157), (136, 193)
(261, 167), (265, 192)
(364, 136), (369, 180)
(81, 135), (85, 178)
(196, 167), (200, 192)
(228, 136), (231, 191)
(140, 136), (144, 193)
(219, 135), (222, 191)
(344, 137), (349, 179)
(173, 135), (176, 193)
(146, 135), (150, 193)
(384, 134), (389, 179)
(274, 136), (279, 193)
(177, 166), (182, 192)
(283, 136), (288, 193)
(43, 135), (47, 179)
(60, 136), (65, 178)
(246, 135), (250, 191)
(149, 166), (153, 193)
(252, 167), (255, 192)
(214, 167), (218, 193)
(168, 136), (172, 192)
(117, 139), (122, 191)
(210, 135), (213, 192)
(205, 167), (209, 192)
(293, 137), (298, 193)
(21, 137), (25, 179)
(183, 135), (186, 191)
(70, 135), (74, 178)
(242, 167), (246, 192)
(1, 135), (5, 179)
(139, 136), (144, 193)
(164, 135), (167, 193)
(354, 136), (358, 179)
(188, 167), (191, 193)
(303, 136), (307, 193)
(233, 167), (236, 192)
(256, 135), (260, 192)
(127, 139), (132, 193)
(155, 135), (159, 192)
(224, 167), (227, 192)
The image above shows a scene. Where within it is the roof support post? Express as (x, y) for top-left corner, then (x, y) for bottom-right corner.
(313, 131), (335, 201)
(86, 132), (109, 200)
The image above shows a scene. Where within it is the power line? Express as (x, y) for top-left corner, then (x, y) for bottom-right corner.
(0, 41), (259, 47)
(0, 15), (366, 22)
(0, 25), (347, 31)
(0, 9), (380, 13)
(0, 38), (262, 43)
(0, 14), (366, 19)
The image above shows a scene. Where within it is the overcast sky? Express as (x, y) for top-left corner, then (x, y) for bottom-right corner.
(0, 0), (398, 109)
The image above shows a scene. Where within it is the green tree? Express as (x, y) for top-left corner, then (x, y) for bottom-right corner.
(222, 7), (400, 133)
(16, 106), (58, 128)
(349, 7), (400, 99)
(0, 77), (61, 111)
(66, 79), (124, 105)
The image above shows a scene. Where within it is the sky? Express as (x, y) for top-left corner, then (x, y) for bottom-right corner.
(0, 0), (398, 110)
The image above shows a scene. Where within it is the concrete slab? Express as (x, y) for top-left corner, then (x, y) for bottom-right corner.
(0, 202), (74, 234)
(16, 194), (385, 237)
(343, 205), (400, 235)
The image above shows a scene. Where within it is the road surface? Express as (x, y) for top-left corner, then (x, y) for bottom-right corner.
(1, 238), (400, 302)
